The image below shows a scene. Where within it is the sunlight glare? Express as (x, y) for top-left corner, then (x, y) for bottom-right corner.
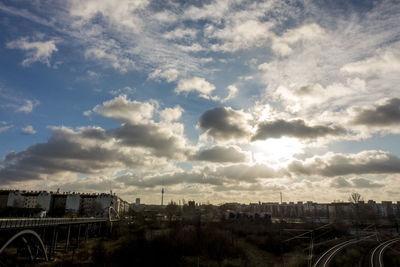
(251, 137), (304, 167)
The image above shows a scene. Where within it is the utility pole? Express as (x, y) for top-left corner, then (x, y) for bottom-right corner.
(161, 187), (164, 206)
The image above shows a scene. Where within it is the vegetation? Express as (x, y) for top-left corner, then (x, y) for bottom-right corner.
(29, 218), (357, 267)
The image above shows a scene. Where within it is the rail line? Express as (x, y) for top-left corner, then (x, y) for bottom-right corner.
(370, 237), (400, 267)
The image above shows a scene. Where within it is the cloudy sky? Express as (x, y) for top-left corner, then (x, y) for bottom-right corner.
(0, 0), (399, 204)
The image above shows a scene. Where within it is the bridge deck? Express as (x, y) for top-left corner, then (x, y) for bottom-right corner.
(0, 218), (109, 229)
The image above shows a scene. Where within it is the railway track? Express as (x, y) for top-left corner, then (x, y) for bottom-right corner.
(313, 235), (374, 267)
(370, 237), (400, 267)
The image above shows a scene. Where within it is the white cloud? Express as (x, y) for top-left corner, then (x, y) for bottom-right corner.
(255, 4), (400, 127)
(86, 94), (156, 124)
(84, 47), (135, 73)
(6, 37), (58, 67)
(175, 43), (205, 52)
(209, 19), (272, 52)
(222, 85), (238, 102)
(149, 69), (181, 83)
(271, 23), (325, 56)
(69, 0), (148, 33)
(182, 1), (232, 21)
(341, 45), (400, 75)
(21, 125), (36, 135)
(159, 106), (183, 122)
(0, 121), (13, 133)
(16, 99), (39, 113)
(109, 86), (135, 96)
(163, 28), (197, 40)
(273, 78), (366, 114)
(87, 70), (100, 79)
(175, 77), (217, 100)
(66, 0), (205, 74)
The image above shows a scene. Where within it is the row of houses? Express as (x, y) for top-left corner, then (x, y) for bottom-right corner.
(224, 200), (400, 223)
(0, 190), (130, 217)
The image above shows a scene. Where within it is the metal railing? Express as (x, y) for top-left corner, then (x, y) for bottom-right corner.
(0, 217), (107, 229)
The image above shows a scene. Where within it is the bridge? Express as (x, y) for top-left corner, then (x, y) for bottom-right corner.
(0, 208), (120, 265)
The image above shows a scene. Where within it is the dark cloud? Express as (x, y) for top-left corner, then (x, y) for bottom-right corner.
(0, 96), (193, 184)
(351, 98), (400, 126)
(192, 146), (247, 163)
(351, 178), (384, 188)
(213, 183), (286, 193)
(80, 127), (109, 140)
(331, 177), (383, 188)
(330, 177), (352, 188)
(115, 171), (223, 188)
(116, 163), (286, 188)
(0, 127), (163, 184)
(210, 163), (287, 182)
(295, 84), (317, 96)
(53, 176), (124, 192)
(113, 123), (189, 159)
(289, 150), (400, 177)
(198, 107), (249, 141)
(252, 119), (344, 141)
(88, 95), (191, 159)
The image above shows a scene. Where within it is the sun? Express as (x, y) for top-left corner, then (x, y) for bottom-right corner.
(250, 137), (304, 167)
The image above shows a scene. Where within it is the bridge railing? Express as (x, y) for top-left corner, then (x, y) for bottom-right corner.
(0, 217), (107, 229)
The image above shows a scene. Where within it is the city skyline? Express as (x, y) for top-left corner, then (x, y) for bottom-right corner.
(1, 1), (400, 204)
(1, 188), (399, 206)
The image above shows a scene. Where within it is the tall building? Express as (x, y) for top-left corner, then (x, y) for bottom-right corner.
(7, 191), (24, 208)
(0, 190), (9, 209)
(80, 194), (98, 216)
(50, 193), (67, 216)
(37, 191), (52, 212)
(66, 193), (81, 215)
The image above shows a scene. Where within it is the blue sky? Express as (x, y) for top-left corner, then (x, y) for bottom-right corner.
(0, 0), (400, 204)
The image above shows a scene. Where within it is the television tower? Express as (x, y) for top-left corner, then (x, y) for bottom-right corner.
(161, 187), (164, 206)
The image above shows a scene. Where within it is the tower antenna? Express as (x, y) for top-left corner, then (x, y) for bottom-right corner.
(161, 187), (164, 206)
(161, 178), (164, 207)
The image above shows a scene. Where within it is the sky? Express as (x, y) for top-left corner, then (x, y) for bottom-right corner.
(0, 0), (400, 204)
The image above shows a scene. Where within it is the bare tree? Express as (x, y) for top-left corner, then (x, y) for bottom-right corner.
(348, 192), (363, 204)
(349, 192), (365, 227)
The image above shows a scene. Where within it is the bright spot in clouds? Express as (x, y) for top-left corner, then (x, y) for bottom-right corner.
(251, 137), (304, 167)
